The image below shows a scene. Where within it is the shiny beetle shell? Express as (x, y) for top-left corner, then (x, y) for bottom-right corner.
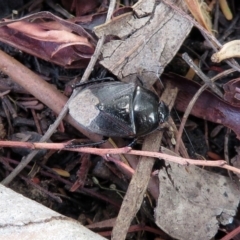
(69, 81), (169, 138)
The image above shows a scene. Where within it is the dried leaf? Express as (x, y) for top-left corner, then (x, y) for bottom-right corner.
(7, 21), (93, 45)
(0, 12), (96, 68)
(94, 1), (192, 87)
(184, 0), (212, 32)
(155, 161), (240, 240)
(52, 168), (70, 177)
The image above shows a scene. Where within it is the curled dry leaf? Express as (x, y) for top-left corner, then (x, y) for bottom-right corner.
(0, 12), (95, 68)
(184, 0), (212, 33)
(7, 21), (93, 46)
(211, 40), (240, 63)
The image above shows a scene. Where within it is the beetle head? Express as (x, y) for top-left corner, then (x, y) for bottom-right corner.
(158, 101), (169, 123)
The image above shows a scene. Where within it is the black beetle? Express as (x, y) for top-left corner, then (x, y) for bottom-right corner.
(69, 81), (169, 138)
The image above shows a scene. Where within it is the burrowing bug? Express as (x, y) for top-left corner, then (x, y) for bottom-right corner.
(69, 81), (169, 138)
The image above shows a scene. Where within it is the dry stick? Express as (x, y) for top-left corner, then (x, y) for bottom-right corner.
(111, 85), (177, 240)
(224, 128), (233, 180)
(1, 0), (116, 186)
(182, 53), (223, 98)
(175, 53), (225, 153)
(175, 64), (232, 152)
(2, 140), (240, 174)
(31, 109), (42, 135)
(106, 155), (134, 177)
(175, 60), (208, 153)
(210, 68), (236, 81)
(174, 64), (234, 153)
(219, 14), (240, 42)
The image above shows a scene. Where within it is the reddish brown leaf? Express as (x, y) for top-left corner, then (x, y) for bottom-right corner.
(162, 74), (240, 139)
(0, 12), (96, 68)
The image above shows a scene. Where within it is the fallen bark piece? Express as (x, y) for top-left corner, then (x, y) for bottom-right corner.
(94, 0), (192, 87)
(155, 162), (240, 240)
(0, 184), (106, 240)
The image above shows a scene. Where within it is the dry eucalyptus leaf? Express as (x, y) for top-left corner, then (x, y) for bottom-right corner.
(155, 161), (240, 240)
(0, 12), (95, 68)
(184, 0), (212, 33)
(94, 0), (192, 87)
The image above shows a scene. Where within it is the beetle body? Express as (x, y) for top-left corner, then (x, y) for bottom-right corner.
(69, 81), (168, 138)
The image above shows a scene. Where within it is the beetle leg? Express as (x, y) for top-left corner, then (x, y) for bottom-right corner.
(127, 138), (139, 147)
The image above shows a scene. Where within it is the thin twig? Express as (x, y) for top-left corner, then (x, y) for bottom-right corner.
(220, 224), (240, 240)
(2, 140), (240, 175)
(224, 128), (233, 180)
(219, 15), (240, 42)
(182, 53), (223, 97)
(1, 0), (116, 186)
(175, 55), (233, 153)
(175, 83), (207, 153)
(31, 109), (42, 135)
(106, 155), (134, 177)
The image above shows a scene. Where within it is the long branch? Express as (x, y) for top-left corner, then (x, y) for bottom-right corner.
(0, 140), (237, 173)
